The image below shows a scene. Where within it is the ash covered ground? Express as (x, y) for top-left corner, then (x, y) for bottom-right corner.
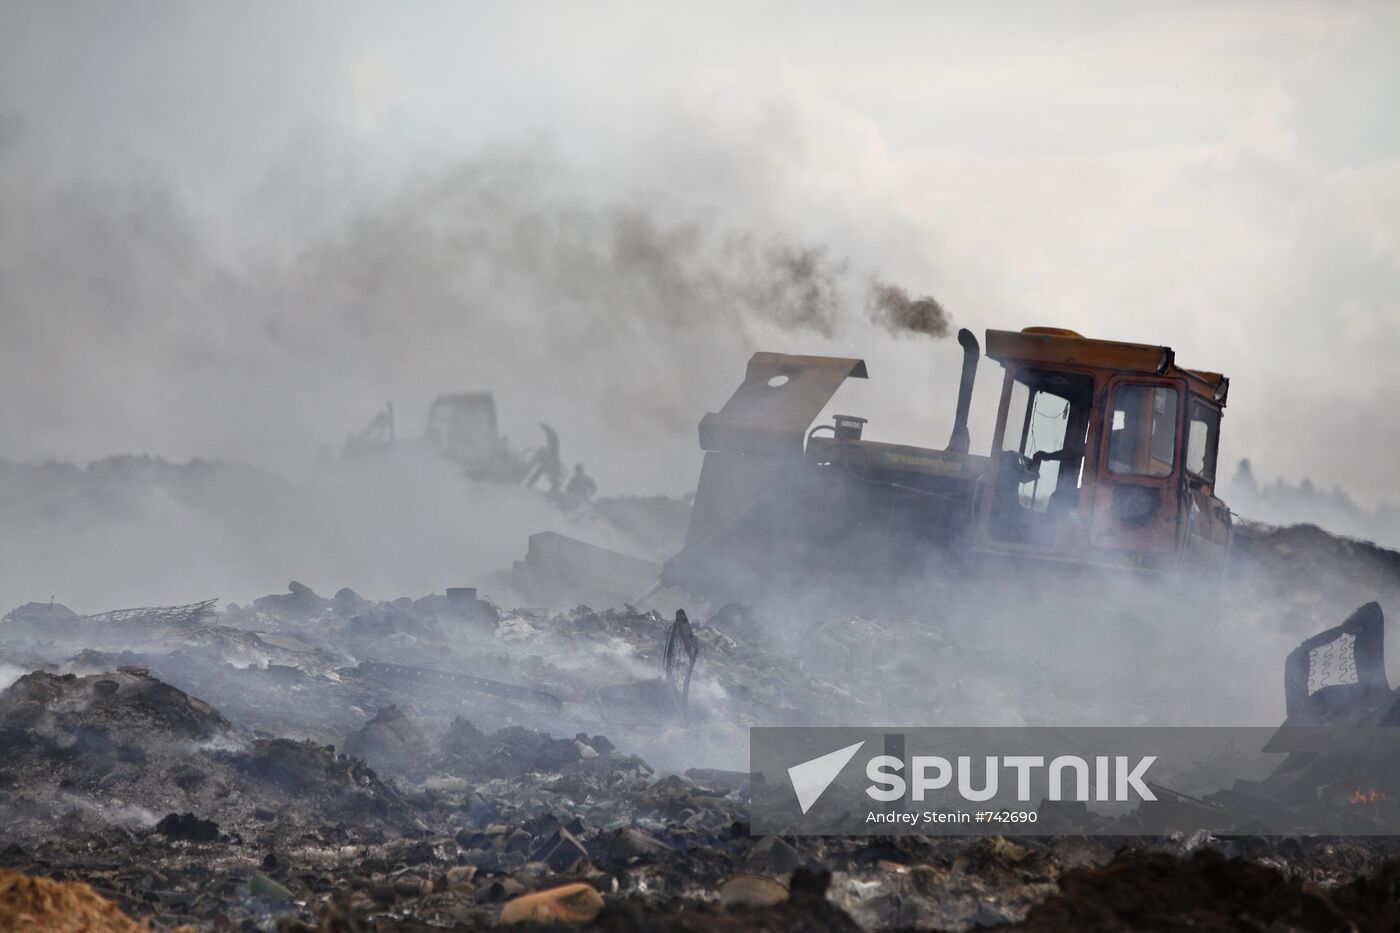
(5, 489), (1400, 929)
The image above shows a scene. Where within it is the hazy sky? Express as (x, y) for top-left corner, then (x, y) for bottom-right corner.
(1, 1), (1397, 504)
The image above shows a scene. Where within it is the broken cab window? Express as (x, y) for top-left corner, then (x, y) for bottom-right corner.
(1186, 400), (1220, 483)
(1107, 384), (1179, 477)
(1000, 367), (1094, 516)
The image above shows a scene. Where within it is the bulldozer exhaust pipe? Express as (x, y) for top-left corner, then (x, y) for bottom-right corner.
(945, 328), (979, 454)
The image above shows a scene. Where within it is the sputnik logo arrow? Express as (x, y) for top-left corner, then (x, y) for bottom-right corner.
(788, 741), (865, 814)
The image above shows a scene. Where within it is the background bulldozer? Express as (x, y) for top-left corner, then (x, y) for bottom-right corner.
(662, 327), (1234, 605)
(340, 391), (525, 483)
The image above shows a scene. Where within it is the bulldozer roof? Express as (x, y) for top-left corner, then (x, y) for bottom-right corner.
(986, 326), (1229, 407)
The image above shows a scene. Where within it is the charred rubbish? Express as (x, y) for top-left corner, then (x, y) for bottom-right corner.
(2, 525), (1400, 929)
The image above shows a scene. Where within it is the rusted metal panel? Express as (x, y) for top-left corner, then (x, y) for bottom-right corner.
(698, 352), (868, 455)
(1182, 369), (1230, 406)
(986, 328), (1174, 375)
(987, 328), (1229, 407)
(1087, 376), (1186, 556)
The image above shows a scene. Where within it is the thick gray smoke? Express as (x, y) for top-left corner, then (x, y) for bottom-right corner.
(745, 242), (846, 336)
(0, 134), (952, 612)
(0, 452), (649, 613)
(0, 138), (886, 494)
(866, 278), (953, 339)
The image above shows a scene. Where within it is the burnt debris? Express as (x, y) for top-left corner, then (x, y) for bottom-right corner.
(2, 558), (1400, 927)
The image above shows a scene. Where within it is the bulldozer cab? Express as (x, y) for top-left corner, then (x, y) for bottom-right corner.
(978, 327), (1230, 571)
(426, 393), (501, 464)
(424, 392), (524, 481)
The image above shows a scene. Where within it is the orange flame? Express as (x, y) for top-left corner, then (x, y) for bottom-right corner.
(1349, 789), (1389, 804)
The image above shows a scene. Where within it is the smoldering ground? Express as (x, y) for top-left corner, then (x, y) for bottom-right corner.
(0, 526), (1360, 782)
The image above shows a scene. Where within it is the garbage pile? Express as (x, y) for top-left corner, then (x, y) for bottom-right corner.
(1232, 521), (1400, 639)
(4, 664), (1397, 930)
(5, 668), (1400, 931)
(0, 555), (1335, 762)
(0, 668), (416, 842)
(4, 582), (989, 762)
(4, 520), (1400, 928)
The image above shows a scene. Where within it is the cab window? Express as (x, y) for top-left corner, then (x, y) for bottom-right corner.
(1186, 400), (1220, 482)
(1000, 368), (1094, 513)
(1002, 378), (1031, 455)
(1106, 384), (1179, 477)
